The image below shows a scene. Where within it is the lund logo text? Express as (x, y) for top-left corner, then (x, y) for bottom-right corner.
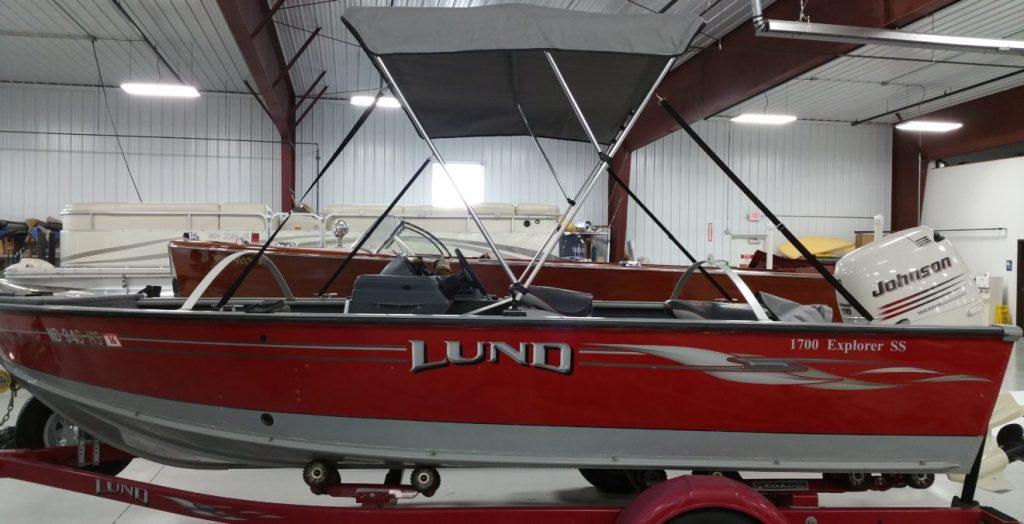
(96, 479), (149, 504)
(410, 340), (572, 374)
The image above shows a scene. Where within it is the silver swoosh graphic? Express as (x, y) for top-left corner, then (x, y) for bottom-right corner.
(587, 344), (989, 390)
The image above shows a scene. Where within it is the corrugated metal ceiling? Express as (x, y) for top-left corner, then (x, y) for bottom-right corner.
(1, 0), (1021, 124)
(0, 0), (253, 92)
(722, 0), (1024, 124)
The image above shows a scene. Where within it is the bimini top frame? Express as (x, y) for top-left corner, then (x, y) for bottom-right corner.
(343, 4), (702, 303)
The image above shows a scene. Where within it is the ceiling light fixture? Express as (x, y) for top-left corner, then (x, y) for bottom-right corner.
(730, 113), (797, 125)
(350, 95), (400, 108)
(895, 120), (963, 133)
(120, 83), (200, 98)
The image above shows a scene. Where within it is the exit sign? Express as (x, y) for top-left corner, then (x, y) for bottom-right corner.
(748, 211), (762, 222)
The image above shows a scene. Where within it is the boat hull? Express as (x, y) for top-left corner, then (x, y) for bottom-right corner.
(0, 303), (1013, 473)
(168, 241), (842, 320)
(3, 359), (984, 472)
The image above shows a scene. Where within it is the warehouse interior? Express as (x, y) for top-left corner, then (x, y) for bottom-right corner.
(1, 0), (1024, 522)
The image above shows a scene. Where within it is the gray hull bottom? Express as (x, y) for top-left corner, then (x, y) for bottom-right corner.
(5, 359), (980, 473)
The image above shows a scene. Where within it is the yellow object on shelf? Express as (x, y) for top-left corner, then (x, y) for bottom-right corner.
(995, 304), (1011, 325)
(778, 236), (855, 260)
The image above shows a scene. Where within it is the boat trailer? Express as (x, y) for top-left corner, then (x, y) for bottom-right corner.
(0, 443), (1019, 523)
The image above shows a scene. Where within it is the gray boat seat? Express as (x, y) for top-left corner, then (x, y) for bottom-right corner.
(348, 275), (451, 314)
(757, 292), (832, 323)
(665, 292), (831, 323)
(665, 300), (759, 321)
(520, 286), (593, 317)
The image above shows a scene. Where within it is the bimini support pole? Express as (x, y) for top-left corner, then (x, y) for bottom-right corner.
(515, 103), (574, 207)
(535, 52), (733, 301)
(604, 168), (734, 301)
(317, 158), (432, 296)
(656, 96), (875, 321)
(517, 53), (674, 290)
(215, 89), (386, 309)
(376, 57), (518, 285)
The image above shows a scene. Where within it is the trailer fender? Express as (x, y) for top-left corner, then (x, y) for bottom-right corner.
(615, 474), (786, 524)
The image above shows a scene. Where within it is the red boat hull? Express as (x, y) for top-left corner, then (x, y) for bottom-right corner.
(168, 241), (842, 320)
(0, 299), (1013, 472)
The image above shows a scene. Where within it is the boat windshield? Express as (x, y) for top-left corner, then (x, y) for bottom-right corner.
(357, 216), (450, 258)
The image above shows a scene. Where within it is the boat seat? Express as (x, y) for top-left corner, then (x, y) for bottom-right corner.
(665, 293), (832, 323)
(757, 292), (832, 323)
(520, 286), (593, 317)
(665, 300), (759, 321)
(348, 275), (451, 314)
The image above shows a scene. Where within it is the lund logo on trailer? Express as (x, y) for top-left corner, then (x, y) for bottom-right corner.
(96, 479), (149, 504)
(872, 257), (952, 298)
(409, 340), (573, 374)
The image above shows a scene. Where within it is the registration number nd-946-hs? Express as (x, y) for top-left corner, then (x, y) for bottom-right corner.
(46, 328), (121, 348)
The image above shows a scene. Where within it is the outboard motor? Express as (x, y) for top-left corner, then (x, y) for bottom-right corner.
(834, 226), (985, 325)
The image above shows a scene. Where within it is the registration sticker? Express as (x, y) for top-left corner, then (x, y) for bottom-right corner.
(103, 334), (122, 348)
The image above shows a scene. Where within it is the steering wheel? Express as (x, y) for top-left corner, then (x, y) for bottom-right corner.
(455, 249), (488, 296)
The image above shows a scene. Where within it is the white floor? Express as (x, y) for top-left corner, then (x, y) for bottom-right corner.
(1, 349), (1022, 523)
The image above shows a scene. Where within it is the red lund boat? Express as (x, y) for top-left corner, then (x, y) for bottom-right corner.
(1, 3), (1021, 507)
(0, 298), (1013, 474)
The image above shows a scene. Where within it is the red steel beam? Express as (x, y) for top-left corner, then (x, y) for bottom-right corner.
(626, 0), (958, 151)
(891, 83), (1024, 230)
(218, 0), (297, 211)
(608, 149), (632, 262)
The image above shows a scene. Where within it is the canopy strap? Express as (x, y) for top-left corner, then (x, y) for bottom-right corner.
(656, 95), (874, 321)
(215, 89), (385, 309)
(317, 158), (432, 296)
(515, 103), (574, 206)
(605, 165), (734, 302)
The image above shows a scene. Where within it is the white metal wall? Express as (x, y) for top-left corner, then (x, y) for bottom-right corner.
(0, 84), (289, 221)
(629, 120), (892, 264)
(296, 100), (604, 221)
(922, 157), (1024, 320)
(2, 85), (891, 257)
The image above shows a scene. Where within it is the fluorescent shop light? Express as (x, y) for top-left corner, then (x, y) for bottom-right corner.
(895, 121), (963, 133)
(730, 113), (797, 125)
(120, 83), (200, 98)
(350, 95), (401, 108)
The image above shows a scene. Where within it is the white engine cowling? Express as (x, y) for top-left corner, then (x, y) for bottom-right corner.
(834, 226), (985, 325)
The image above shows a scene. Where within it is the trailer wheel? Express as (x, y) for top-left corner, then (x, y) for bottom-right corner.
(845, 472), (870, 489)
(384, 468), (403, 485)
(580, 469), (635, 493)
(15, 397), (130, 476)
(626, 469), (667, 491)
(303, 460), (339, 490)
(0, 427), (15, 449)
(410, 466), (441, 496)
(668, 509), (757, 523)
(692, 469), (743, 481)
(906, 473), (934, 489)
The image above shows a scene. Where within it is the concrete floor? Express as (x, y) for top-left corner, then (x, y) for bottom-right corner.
(1, 348), (1022, 523)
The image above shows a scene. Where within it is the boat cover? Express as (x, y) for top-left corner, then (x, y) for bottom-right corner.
(342, 4), (702, 143)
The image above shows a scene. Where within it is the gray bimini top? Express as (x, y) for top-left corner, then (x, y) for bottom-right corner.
(342, 4), (702, 143)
